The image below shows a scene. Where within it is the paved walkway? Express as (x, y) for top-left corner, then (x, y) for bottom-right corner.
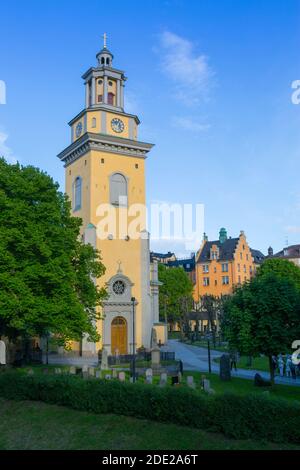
(163, 340), (300, 387)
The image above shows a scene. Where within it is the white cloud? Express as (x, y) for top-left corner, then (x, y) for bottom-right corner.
(172, 116), (211, 132)
(0, 131), (17, 163)
(285, 225), (300, 234)
(158, 31), (214, 105)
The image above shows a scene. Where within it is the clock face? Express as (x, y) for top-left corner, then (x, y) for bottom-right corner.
(112, 280), (126, 295)
(111, 118), (124, 133)
(76, 122), (83, 138)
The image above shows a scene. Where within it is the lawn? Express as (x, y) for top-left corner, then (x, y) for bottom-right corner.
(15, 365), (300, 402)
(0, 398), (299, 450)
(213, 355), (270, 372)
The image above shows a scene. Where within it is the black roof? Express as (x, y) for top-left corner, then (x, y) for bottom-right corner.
(167, 255), (195, 272)
(150, 251), (175, 261)
(274, 244), (300, 259)
(251, 249), (265, 264)
(197, 238), (239, 263)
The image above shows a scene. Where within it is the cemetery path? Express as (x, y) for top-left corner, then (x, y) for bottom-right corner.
(165, 340), (300, 387)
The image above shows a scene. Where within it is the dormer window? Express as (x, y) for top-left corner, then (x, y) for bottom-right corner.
(210, 249), (219, 260)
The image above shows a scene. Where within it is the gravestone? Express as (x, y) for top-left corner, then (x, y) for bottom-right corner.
(187, 376), (196, 389)
(119, 371), (126, 382)
(151, 347), (160, 368)
(146, 375), (153, 384)
(112, 368), (117, 379)
(101, 348), (108, 370)
(43, 368), (49, 375)
(178, 371), (182, 383)
(203, 379), (211, 393)
(69, 366), (76, 375)
(105, 374), (111, 380)
(159, 372), (167, 387)
(55, 368), (61, 375)
(145, 368), (153, 378)
(82, 365), (88, 379)
(219, 354), (231, 381)
(95, 370), (102, 379)
(254, 373), (271, 387)
(27, 368), (34, 376)
(0, 340), (6, 365)
(171, 375), (179, 386)
(88, 367), (95, 377)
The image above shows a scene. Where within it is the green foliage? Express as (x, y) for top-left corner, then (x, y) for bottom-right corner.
(0, 158), (107, 345)
(222, 272), (300, 381)
(0, 371), (300, 444)
(258, 258), (300, 290)
(158, 264), (193, 324)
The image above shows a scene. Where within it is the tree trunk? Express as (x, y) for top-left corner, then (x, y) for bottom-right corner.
(268, 355), (275, 385)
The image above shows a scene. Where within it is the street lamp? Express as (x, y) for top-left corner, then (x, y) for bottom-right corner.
(131, 297), (136, 383)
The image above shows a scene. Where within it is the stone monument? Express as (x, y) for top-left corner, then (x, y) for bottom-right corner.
(101, 347), (109, 370)
(0, 340), (6, 365)
(219, 354), (231, 381)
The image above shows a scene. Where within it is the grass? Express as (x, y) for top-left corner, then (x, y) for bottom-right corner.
(186, 339), (229, 352)
(213, 355), (270, 372)
(0, 398), (299, 450)
(14, 364), (300, 402)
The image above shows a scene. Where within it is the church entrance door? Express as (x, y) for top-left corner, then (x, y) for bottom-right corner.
(111, 316), (127, 355)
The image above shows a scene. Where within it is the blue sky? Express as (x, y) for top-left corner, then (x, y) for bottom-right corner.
(1, 0), (300, 256)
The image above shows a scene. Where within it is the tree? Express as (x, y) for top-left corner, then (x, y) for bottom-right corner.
(158, 264), (194, 336)
(0, 158), (107, 350)
(257, 258), (300, 290)
(222, 272), (300, 383)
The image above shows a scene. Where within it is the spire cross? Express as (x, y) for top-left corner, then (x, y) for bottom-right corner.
(102, 32), (107, 48)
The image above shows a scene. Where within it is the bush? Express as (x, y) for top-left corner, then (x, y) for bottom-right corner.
(0, 371), (299, 444)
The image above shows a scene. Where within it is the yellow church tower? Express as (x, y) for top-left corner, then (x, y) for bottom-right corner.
(58, 36), (163, 357)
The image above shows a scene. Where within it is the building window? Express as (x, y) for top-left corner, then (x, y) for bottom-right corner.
(215, 280), (217, 286)
(101, 57), (105, 65)
(222, 263), (228, 272)
(109, 81), (113, 86)
(73, 176), (82, 211)
(246, 254), (249, 261)
(98, 94), (103, 103)
(101, 158), (105, 164)
(106, 58), (110, 65)
(240, 252), (243, 259)
(98, 79), (103, 85)
(238, 275), (241, 284)
(110, 173), (127, 206)
(202, 264), (209, 273)
(92, 117), (96, 128)
(135, 164), (139, 169)
(238, 264), (240, 272)
(222, 276), (229, 285)
(203, 277), (210, 286)
(108, 92), (115, 105)
(244, 265), (246, 273)
(250, 266), (253, 275)
(211, 250), (218, 260)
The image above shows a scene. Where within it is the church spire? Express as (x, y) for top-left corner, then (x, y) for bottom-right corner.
(96, 32), (114, 67)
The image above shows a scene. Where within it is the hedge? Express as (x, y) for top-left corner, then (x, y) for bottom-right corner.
(0, 371), (300, 443)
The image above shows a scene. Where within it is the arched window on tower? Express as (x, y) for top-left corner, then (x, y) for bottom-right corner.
(101, 57), (105, 65)
(110, 173), (127, 206)
(73, 176), (82, 211)
(108, 92), (115, 106)
(106, 57), (110, 66)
